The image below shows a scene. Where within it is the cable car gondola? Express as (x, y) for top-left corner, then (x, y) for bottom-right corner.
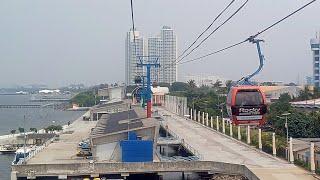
(227, 86), (267, 126)
(226, 38), (267, 126)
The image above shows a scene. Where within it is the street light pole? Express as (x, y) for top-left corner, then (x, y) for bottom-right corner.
(278, 112), (291, 161)
(23, 115), (26, 164)
(286, 115), (288, 147)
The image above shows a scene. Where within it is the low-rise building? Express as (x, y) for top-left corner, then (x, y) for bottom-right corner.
(151, 86), (169, 106)
(292, 138), (320, 168)
(98, 86), (125, 102)
(260, 86), (303, 103)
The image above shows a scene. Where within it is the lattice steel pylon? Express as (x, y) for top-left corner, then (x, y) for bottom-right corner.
(137, 55), (160, 118)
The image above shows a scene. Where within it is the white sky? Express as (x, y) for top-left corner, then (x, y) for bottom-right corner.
(0, 0), (319, 87)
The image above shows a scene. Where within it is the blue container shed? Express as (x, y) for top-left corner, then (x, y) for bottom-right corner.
(120, 132), (153, 162)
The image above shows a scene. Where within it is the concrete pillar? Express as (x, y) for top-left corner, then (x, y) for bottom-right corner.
(230, 123), (233, 137)
(258, 129), (262, 150)
(198, 111), (201, 122)
(247, 125), (251, 144)
(238, 126), (241, 140)
(57, 175), (67, 180)
(289, 137), (294, 163)
(206, 113), (209, 126)
(202, 112), (205, 124)
(216, 116), (219, 131)
(11, 171), (17, 180)
(190, 108), (193, 120)
(222, 118), (225, 134)
(210, 116), (213, 128)
(193, 109), (196, 121)
(272, 133), (276, 156)
(121, 173), (130, 179)
(310, 142), (315, 173)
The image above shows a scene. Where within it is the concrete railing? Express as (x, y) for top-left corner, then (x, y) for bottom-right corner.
(186, 108), (318, 173)
(163, 97), (317, 173)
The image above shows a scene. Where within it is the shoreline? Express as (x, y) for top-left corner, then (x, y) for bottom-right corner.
(0, 111), (90, 146)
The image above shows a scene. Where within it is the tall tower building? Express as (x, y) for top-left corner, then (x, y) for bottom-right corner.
(148, 26), (177, 84)
(125, 30), (144, 85)
(125, 26), (177, 85)
(311, 36), (320, 87)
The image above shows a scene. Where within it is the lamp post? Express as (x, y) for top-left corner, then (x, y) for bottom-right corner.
(277, 112), (291, 161)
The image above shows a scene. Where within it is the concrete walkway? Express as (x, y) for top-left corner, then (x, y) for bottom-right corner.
(27, 116), (97, 164)
(156, 107), (316, 180)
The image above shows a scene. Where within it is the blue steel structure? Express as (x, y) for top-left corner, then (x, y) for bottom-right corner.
(137, 56), (160, 118)
(239, 37), (265, 85)
(120, 132), (153, 162)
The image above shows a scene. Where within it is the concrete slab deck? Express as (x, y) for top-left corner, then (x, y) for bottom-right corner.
(156, 107), (316, 180)
(27, 116), (97, 164)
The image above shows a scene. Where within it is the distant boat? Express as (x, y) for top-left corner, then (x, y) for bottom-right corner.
(0, 144), (19, 154)
(15, 91), (28, 95)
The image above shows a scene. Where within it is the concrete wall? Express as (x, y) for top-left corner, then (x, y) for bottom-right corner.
(12, 161), (259, 180)
(164, 95), (187, 116)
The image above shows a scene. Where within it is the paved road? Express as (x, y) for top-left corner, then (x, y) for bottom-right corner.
(156, 107), (316, 180)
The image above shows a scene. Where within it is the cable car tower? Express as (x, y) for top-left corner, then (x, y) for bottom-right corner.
(137, 55), (160, 118)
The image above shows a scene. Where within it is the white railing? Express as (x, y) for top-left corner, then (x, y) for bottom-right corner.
(16, 136), (56, 165)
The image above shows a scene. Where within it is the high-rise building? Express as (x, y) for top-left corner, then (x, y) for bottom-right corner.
(125, 26), (177, 86)
(311, 36), (320, 87)
(159, 26), (177, 84)
(125, 30), (144, 85)
(147, 26), (177, 84)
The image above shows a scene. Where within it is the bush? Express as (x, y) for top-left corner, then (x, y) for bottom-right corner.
(45, 125), (63, 133)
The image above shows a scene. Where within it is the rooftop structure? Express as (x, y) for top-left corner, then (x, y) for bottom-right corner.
(260, 86), (303, 102)
(97, 86), (125, 102)
(90, 107), (159, 162)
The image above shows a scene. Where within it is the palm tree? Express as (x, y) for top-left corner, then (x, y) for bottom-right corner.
(18, 127), (24, 134)
(187, 79), (197, 89)
(213, 80), (222, 88)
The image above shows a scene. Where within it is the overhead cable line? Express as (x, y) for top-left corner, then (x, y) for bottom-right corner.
(177, 0), (236, 60)
(176, 0), (249, 64)
(130, 0), (137, 53)
(178, 0), (317, 65)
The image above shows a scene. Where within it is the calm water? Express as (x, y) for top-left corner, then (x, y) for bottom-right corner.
(0, 94), (83, 179)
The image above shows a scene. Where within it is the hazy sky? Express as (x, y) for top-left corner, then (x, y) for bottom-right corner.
(0, 0), (319, 87)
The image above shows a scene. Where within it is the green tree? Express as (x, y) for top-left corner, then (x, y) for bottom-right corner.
(10, 129), (16, 135)
(157, 82), (170, 87)
(267, 93), (320, 138)
(45, 125), (63, 133)
(170, 82), (190, 92)
(71, 91), (100, 107)
(30, 128), (37, 133)
(225, 80), (233, 91)
(297, 86), (313, 101)
(18, 127), (24, 133)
